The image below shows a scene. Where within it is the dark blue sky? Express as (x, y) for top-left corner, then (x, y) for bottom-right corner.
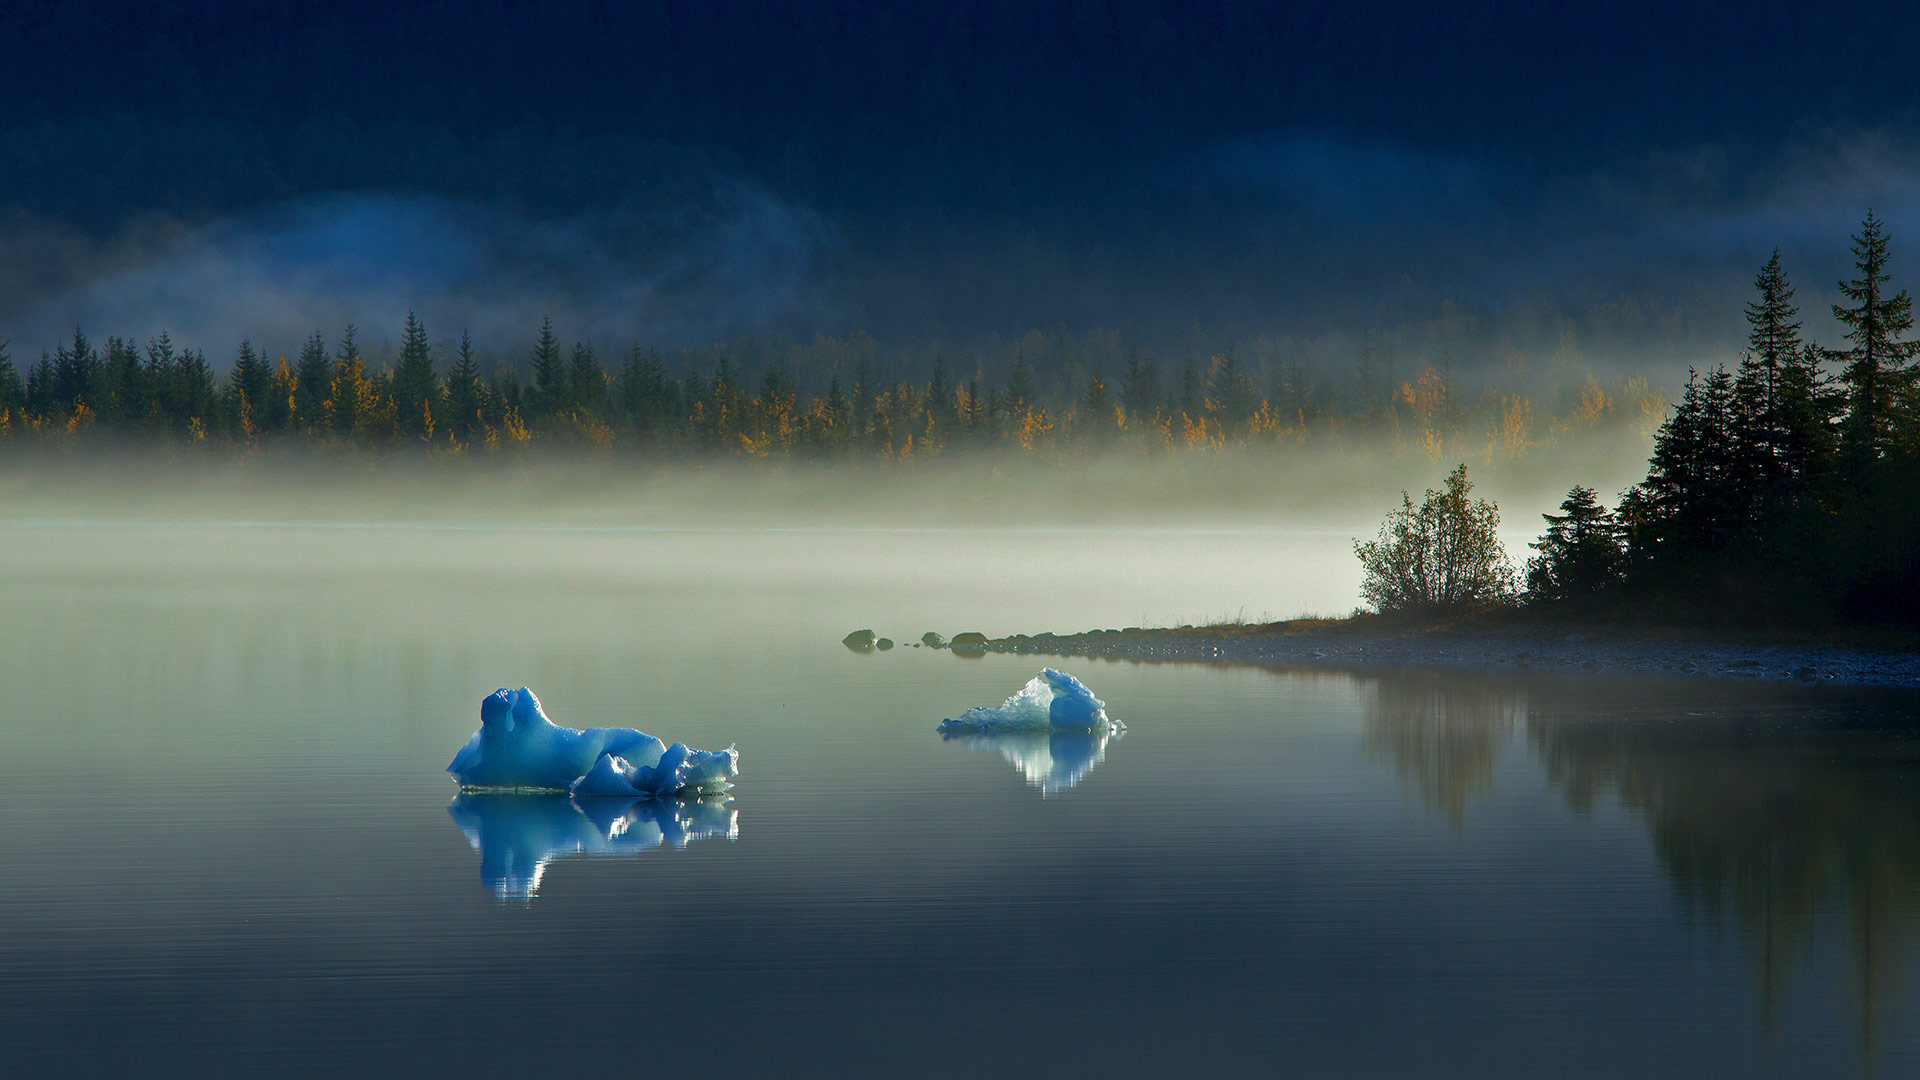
(7, 0), (1920, 360)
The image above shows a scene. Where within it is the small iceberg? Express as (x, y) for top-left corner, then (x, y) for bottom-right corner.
(449, 793), (737, 900)
(940, 728), (1123, 794)
(449, 687), (737, 797)
(936, 668), (1122, 734)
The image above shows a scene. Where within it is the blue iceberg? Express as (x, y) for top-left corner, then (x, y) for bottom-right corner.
(936, 668), (1121, 733)
(449, 687), (737, 797)
(449, 793), (737, 900)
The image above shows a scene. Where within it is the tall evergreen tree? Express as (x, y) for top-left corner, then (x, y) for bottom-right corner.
(51, 326), (98, 415)
(226, 340), (271, 433)
(1082, 373), (1116, 439)
(568, 342), (605, 417)
(1831, 211), (1918, 471)
(1776, 340), (1841, 491)
(265, 356), (296, 432)
(963, 376), (984, 431)
(100, 336), (144, 423)
(528, 316), (567, 419)
(927, 356), (952, 423)
(26, 353), (54, 416)
(615, 345), (669, 432)
(1207, 351), (1258, 425)
(1120, 350), (1160, 424)
(1006, 352), (1035, 411)
(1631, 366), (1746, 570)
(851, 354), (873, 437)
(824, 373), (849, 443)
(1177, 356), (1203, 417)
(145, 333), (177, 425)
(294, 331), (331, 430)
(175, 348), (218, 431)
(1734, 251), (1801, 496)
(710, 354), (744, 437)
(446, 329), (483, 442)
(0, 341), (19, 413)
(391, 310), (439, 437)
(1524, 486), (1624, 605)
(333, 324), (365, 434)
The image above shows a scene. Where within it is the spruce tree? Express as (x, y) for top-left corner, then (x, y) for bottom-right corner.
(1831, 211), (1917, 472)
(851, 355), (872, 438)
(1524, 486), (1624, 606)
(1776, 340), (1840, 490)
(266, 356), (296, 432)
(528, 316), (567, 419)
(568, 342), (604, 417)
(175, 348), (218, 431)
(927, 356), (951, 423)
(100, 337), (144, 423)
(825, 373), (849, 444)
(615, 345), (667, 432)
(1734, 251), (1801, 498)
(1634, 366), (1745, 569)
(0, 341), (21, 412)
(1207, 351), (1257, 425)
(1083, 373), (1116, 440)
(294, 331), (331, 430)
(51, 326), (98, 416)
(446, 329), (483, 442)
(26, 353), (53, 416)
(1120, 350), (1160, 424)
(1006, 352), (1035, 411)
(145, 333), (177, 425)
(333, 325), (365, 434)
(391, 310), (439, 438)
(226, 340), (271, 433)
(1177, 356), (1202, 417)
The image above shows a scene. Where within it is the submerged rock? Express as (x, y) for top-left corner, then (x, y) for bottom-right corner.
(876, 637), (895, 650)
(922, 632), (947, 648)
(843, 629), (878, 651)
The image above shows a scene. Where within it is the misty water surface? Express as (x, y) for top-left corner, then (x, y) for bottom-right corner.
(2, 508), (1917, 1077)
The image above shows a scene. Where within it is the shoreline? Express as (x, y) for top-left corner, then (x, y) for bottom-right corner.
(965, 619), (1920, 688)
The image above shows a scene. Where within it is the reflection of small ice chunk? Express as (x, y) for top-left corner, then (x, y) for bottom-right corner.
(936, 668), (1121, 733)
(448, 792), (737, 900)
(448, 687), (738, 797)
(942, 728), (1123, 794)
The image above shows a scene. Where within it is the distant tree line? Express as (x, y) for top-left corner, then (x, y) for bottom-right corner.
(0, 313), (1657, 462)
(1361, 213), (1920, 624)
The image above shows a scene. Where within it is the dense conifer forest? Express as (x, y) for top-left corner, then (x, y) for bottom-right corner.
(1513, 213), (1920, 624)
(0, 306), (1663, 462)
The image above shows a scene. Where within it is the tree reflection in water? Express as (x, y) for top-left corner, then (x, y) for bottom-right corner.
(1363, 668), (1920, 1063)
(1360, 671), (1524, 828)
(1531, 691), (1920, 1058)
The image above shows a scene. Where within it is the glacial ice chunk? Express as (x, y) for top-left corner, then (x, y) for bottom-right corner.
(448, 687), (738, 797)
(936, 668), (1121, 733)
(448, 792), (737, 900)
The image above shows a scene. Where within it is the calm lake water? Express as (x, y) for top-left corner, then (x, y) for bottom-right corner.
(3, 516), (1919, 1077)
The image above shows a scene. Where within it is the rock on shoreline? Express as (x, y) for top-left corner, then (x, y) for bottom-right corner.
(969, 624), (1920, 688)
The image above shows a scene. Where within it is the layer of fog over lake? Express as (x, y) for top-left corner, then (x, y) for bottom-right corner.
(4, 456), (1919, 1076)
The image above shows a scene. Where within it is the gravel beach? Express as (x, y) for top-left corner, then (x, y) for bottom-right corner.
(966, 621), (1920, 688)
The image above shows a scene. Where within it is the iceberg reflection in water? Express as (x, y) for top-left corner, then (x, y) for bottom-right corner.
(940, 727), (1123, 794)
(448, 793), (737, 900)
